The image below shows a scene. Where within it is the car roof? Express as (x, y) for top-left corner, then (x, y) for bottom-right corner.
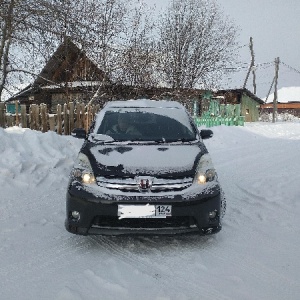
(103, 99), (185, 110)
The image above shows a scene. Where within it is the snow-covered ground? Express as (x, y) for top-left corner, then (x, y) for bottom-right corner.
(1, 122), (300, 300)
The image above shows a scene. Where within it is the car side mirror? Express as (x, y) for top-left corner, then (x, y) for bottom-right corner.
(200, 129), (213, 139)
(71, 128), (86, 139)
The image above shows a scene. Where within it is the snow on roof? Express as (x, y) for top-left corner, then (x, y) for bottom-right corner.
(41, 81), (103, 89)
(104, 99), (185, 109)
(265, 86), (300, 103)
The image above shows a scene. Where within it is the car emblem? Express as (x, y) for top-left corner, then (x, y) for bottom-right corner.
(135, 176), (153, 192)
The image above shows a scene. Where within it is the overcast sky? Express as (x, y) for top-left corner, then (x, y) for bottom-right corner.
(146, 0), (300, 98)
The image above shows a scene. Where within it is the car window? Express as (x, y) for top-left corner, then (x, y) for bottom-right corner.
(96, 108), (197, 142)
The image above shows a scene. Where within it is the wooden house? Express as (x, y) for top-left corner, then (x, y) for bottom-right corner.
(6, 38), (263, 121)
(213, 89), (264, 122)
(7, 38), (108, 112)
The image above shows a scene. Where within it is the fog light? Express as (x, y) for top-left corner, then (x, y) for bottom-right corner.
(208, 211), (217, 219)
(71, 211), (80, 220)
(206, 169), (216, 182)
(72, 169), (82, 178)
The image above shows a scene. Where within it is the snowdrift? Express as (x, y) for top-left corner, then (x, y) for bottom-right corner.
(0, 123), (300, 300)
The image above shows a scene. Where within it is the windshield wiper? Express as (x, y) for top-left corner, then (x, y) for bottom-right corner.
(164, 138), (196, 143)
(124, 138), (167, 144)
(103, 140), (119, 144)
(153, 138), (167, 144)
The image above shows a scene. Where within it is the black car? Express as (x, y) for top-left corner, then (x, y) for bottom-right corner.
(66, 99), (226, 235)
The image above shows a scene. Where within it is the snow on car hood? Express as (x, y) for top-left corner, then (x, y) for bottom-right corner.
(88, 144), (202, 177)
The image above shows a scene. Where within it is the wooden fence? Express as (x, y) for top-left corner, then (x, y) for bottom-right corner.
(0, 101), (100, 135)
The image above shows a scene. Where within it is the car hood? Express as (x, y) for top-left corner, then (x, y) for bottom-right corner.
(86, 143), (204, 177)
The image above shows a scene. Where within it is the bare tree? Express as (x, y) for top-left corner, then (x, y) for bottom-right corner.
(80, 0), (129, 79)
(35, 0), (139, 85)
(0, 0), (106, 100)
(157, 0), (238, 89)
(0, 0), (61, 100)
(1, 0), (239, 102)
(0, 0), (22, 98)
(116, 2), (158, 87)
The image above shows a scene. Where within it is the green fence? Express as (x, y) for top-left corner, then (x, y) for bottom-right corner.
(194, 100), (245, 127)
(194, 115), (245, 127)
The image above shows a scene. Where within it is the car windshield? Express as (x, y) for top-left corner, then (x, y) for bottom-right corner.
(95, 107), (197, 142)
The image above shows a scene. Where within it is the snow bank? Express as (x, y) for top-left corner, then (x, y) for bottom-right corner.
(0, 126), (82, 189)
(1, 123), (300, 300)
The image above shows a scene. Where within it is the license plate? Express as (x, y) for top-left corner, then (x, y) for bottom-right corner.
(118, 204), (172, 219)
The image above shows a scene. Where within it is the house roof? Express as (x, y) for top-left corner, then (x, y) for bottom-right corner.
(264, 86), (300, 103)
(7, 38), (108, 101)
(216, 88), (264, 104)
(35, 38), (107, 86)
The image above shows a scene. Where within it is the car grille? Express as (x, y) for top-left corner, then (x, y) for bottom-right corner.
(92, 216), (196, 229)
(96, 176), (193, 192)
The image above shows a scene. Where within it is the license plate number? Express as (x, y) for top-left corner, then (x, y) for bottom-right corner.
(118, 204), (172, 219)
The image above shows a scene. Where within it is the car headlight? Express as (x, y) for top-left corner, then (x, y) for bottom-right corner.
(194, 154), (217, 184)
(72, 153), (95, 184)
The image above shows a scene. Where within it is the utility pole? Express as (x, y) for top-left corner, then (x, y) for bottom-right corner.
(243, 37), (256, 94)
(265, 77), (275, 103)
(272, 57), (280, 123)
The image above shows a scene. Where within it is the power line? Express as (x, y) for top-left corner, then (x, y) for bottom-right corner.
(223, 61), (274, 72)
(256, 61), (274, 67)
(280, 61), (300, 75)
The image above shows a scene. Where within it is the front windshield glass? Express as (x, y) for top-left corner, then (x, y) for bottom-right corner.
(95, 107), (197, 142)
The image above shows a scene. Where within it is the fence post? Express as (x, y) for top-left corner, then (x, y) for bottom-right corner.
(57, 104), (62, 135)
(63, 103), (70, 135)
(69, 102), (74, 133)
(41, 104), (48, 132)
(21, 105), (27, 128)
(0, 102), (5, 128)
(15, 101), (19, 126)
(36, 105), (40, 130)
(49, 115), (55, 131)
(7, 115), (13, 127)
(30, 105), (36, 130)
(79, 103), (85, 128)
(75, 103), (82, 128)
(85, 105), (91, 132)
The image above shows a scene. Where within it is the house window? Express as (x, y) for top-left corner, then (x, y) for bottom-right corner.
(246, 109), (250, 115)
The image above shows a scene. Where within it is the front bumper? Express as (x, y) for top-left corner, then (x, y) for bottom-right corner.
(65, 183), (222, 236)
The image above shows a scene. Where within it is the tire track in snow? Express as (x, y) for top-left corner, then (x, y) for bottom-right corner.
(0, 234), (91, 285)
(208, 246), (299, 295)
(207, 179), (300, 296)
(86, 235), (232, 300)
